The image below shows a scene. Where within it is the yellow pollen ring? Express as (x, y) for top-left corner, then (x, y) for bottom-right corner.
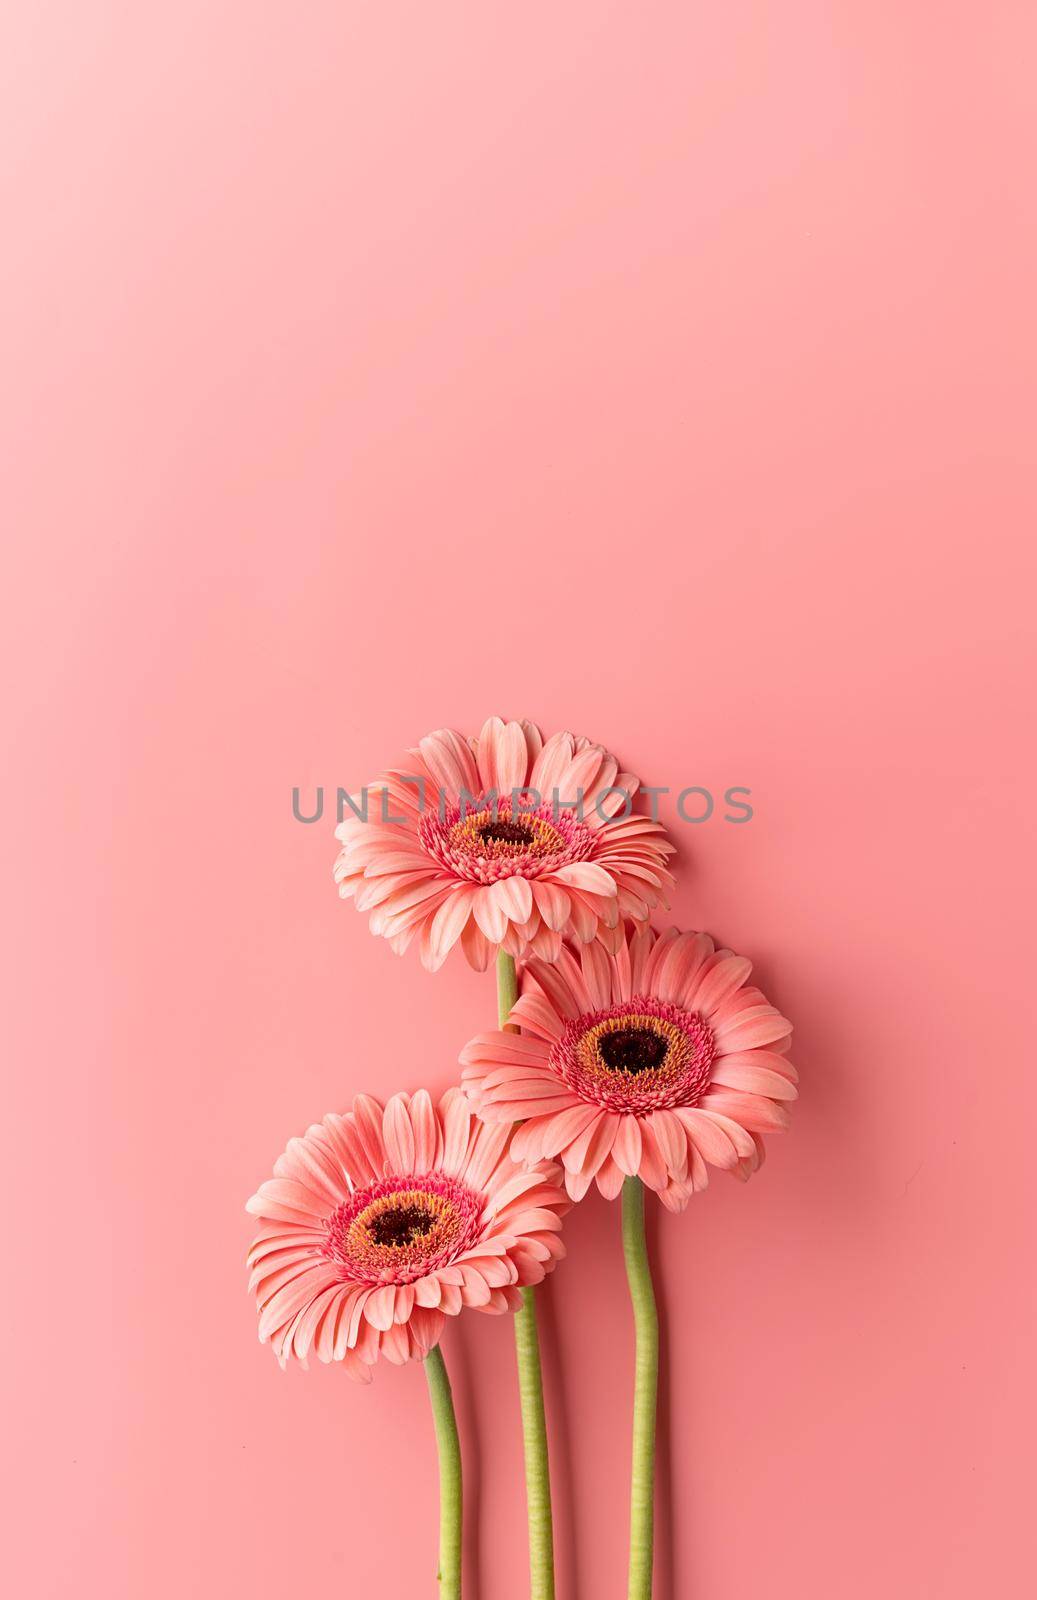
(579, 1012), (688, 1082)
(348, 1188), (458, 1260)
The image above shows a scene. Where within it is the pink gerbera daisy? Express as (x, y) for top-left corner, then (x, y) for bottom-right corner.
(246, 1088), (569, 1376)
(460, 924), (796, 1210)
(333, 716), (675, 971)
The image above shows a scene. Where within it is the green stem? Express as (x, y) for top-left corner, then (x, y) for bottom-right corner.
(622, 1176), (659, 1600)
(424, 1345), (462, 1600)
(497, 950), (555, 1600)
(495, 945), (519, 1026)
(513, 1284), (556, 1600)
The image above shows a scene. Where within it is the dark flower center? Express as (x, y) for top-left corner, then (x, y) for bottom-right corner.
(598, 1027), (670, 1075)
(552, 998), (717, 1115)
(477, 820), (534, 848)
(421, 799), (596, 885)
(366, 1203), (436, 1248)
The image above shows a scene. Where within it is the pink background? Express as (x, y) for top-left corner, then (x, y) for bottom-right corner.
(4, 4), (1035, 1596)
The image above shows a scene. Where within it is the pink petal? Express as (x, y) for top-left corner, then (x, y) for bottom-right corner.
(473, 886), (508, 943)
(520, 721), (544, 769)
(560, 1108), (618, 1176)
(364, 1284), (397, 1331)
(497, 720), (533, 793)
(530, 730), (575, 795)
(716, 1048), (798, 1084)
(461, 916), (493, 971)
(476, 716), (531, 794)
(439, 1088), (472, 1176)
(526, 948), (589, 1015)
(613, 1115), (643, 1177)
(709, 1061), (798, 1100)
(712, 1006), (793, 1051)
(532, 880), (571, 931)
(689, 953), (753, 1014)
(562, 891), (597, 943)
(343, 1288), (373, 1351)
(595, 1156), (626, 1199)
(493, 876), (534, 924)
(650, 930), (713, 1004)
(565, 1165), (597, 1202)
(439, 1283), (463, 1317)
(418, 728), (480, 802)
(409, 1308), (446, 1355)
(379, 1322), (410, 1364)
(579, 940), (613, 1010)
(701, 1088), (791, 1133)
(414, 1275), (443, 1308)
(529, 924), (563, 962)
(694, 1108), (758, 1159)
(409, 1088), (439, 1169)
(275, 1134), (348, 1207)
(675, 1108), (740, 1168)
(509, 991), (565, 1040)
(636, 1119), (668, 1191)
(657, 1179), (693, 1214)
(551, 861), (617, 896)
(648, 1109), (689, 1182)
(628, 921), (657, 992)
(460, 1268), (492, 1307)
(475, 1095), (579, 1123)
(460, 1031), (550, 1066)
(393, 1284), (416, 1323)
(483, 1168), (561, 1215)
(246, 1177), (328, 1225)
(429, 887), (477, 963)
(509, 1116), (555, 1166)
(351, 1095), (388, 1175)
(258, 1267), (337, 1341)
(322, 1113), (377, 1187)
(536, 1101), (602, 1157)
(462, 1121), (512, 1190)
(382, 1093), (416, 1173)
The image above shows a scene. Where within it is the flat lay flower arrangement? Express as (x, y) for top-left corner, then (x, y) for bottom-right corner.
(246, 717), (796, 1599)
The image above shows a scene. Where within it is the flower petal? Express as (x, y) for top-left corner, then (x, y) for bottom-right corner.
(613, 1115), (643, 1177)
(493, 876), (534, 925)
(382, 1093), (416, 1173)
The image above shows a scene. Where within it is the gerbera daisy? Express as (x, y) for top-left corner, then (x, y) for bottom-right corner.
(462, 923), (796, 1600)
(246, 1087), (569, 1373)
(462, 924), (795, 1210)
(246, 1091), (567, 1600)
(333, 716), (675, 971)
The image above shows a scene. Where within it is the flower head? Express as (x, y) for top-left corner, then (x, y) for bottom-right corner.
(333, 717), (675, 970)
(246, 1089), (569, 1376)
(461, 924), (796, 1211)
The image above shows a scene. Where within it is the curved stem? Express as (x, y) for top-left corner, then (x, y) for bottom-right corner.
(622, 1176), (659, 1600)
(424, 1345), (462, 1600)
(497, 950), (556, 1600)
